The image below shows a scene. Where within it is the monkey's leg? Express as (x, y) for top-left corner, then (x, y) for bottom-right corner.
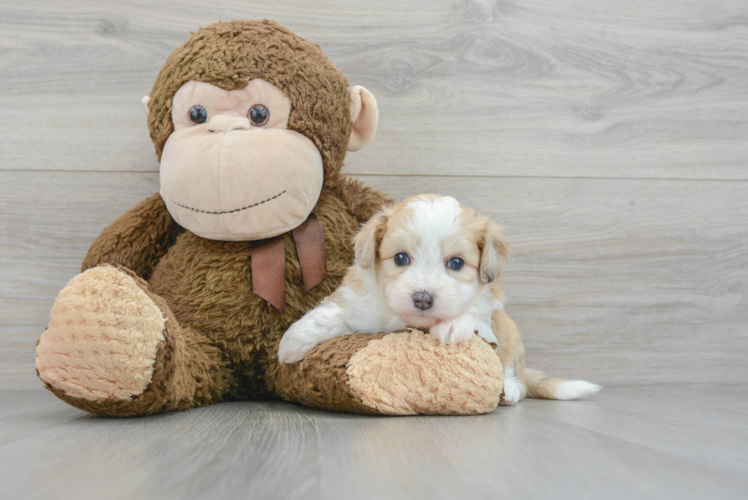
(265, 330), (504, 415)
(36, 265), (232, 417)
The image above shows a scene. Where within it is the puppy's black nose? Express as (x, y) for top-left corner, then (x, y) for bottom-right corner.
(413, 291), (434, 310)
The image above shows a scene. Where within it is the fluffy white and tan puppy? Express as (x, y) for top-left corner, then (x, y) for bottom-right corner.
(278, 194), (600, 404)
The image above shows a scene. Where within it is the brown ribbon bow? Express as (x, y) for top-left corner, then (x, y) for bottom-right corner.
(251, 213), (327, 313)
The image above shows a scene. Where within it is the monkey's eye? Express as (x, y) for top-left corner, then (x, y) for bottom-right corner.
(248, 104), (269, 126)
(447, 257), (464, 271)
(394, 253), (411, 267)
(188, 105), (208, 125)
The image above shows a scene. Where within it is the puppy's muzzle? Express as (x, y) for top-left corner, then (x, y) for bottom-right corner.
(412, 291), (434, 311)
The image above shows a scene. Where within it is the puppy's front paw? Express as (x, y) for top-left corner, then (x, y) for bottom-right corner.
(429, 316), (476, 345)
(278, 324), (319, 365)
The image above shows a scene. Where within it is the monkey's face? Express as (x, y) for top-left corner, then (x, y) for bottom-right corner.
(159, 79), (324, 241)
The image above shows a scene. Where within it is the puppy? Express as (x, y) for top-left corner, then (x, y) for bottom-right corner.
(278, 194), (601, 404)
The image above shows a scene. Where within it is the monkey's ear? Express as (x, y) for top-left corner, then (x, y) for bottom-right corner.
(141, 95), (151, 116)
(347, 86), (378, 152)
(353, 209), (389, 269)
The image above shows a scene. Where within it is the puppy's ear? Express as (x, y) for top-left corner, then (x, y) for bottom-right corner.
(354, 209), (390, 269)
(479, 220), (512, 284)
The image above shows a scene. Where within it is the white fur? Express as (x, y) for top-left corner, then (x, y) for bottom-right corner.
(429, 285), (499, 345)
(337, 271), (406, 334)
(277, 302), (348, 364)
(278, 280), (406, 364)
(278, 195), (497, 364)
(383, 197), (476, 329)
(553, 380), (602, 400)
(500, 367), (524, 406)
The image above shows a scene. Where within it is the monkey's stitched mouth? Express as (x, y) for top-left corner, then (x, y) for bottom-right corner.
(172, 190), (286, 215)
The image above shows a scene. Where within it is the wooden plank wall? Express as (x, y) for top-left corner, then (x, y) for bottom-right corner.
(1, 0), (747, 389)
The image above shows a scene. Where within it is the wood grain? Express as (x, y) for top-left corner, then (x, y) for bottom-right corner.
(1, 1), (747, 389)
(0, 0), (746, 179)
(2, 171), (746, 389)
(1, 387), (747, 499)
(3, 3), (748, 497)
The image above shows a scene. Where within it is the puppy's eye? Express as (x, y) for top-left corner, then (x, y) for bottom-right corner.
(394, 252), (411, 266)
(447, 257), (464, 271)
(189, 105), (208, 125)
(248, 104), (269, 126)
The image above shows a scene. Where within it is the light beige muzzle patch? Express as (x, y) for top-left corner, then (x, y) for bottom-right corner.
(36, 266), (166, 401)
(346, 330), (503, 415)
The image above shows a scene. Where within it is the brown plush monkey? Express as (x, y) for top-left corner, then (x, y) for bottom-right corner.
(35, 20), (503, 417)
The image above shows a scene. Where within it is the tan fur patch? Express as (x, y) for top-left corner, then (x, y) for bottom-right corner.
(346, 330), (503, 415)
(36, 266), (166, 401)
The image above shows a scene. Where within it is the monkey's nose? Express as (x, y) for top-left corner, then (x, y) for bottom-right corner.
(412, 291), (434, 311)
(207, 115), (252, 133)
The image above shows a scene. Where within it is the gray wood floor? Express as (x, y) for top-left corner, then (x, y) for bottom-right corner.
(1, 386), (747, 500)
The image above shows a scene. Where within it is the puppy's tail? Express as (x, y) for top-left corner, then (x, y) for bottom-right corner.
(522, 368), (602, 400)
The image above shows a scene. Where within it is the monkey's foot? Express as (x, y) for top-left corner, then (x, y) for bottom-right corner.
(269, 329), (504, 415)
(36, 265), (174, 415)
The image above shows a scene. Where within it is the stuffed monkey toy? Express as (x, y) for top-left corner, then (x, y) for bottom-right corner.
(35, 20), (503, 417)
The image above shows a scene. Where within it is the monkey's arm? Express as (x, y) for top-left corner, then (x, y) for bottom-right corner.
(267, 330), (504, 415)
(335, 176), (392, 224)
(82, 193), (182, 279)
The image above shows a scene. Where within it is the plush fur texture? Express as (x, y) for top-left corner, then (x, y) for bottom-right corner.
(37, 266), (166, 401)
(147, 19), (350, 186)
(35, 20), (508, 417)
(161, 78), (326, 241)
(40, 265), (230, 417)
(346, 330), (503, 415)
